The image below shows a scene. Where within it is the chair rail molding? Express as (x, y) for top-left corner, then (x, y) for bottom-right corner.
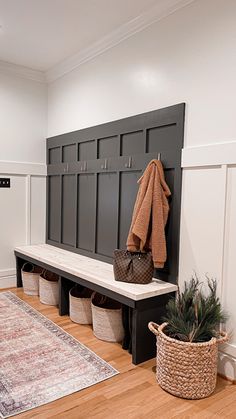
(0, 160), (46, 176)
(182, 140), (236, 168)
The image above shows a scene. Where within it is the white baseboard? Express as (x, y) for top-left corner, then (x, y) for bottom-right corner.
(0, 268), (16, 277)
(218, 351), (236, 382)
(0, 276), (16, 289)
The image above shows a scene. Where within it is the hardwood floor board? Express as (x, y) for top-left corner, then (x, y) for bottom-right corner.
(52, 394), (108, 419)
(58, 382), (153, 419)
(102, 373), (152, 399)
(84, 385), (170, 419)
(78, 374), (169, 418)
(217, 399), (236, 418)
(1, 288), (236, 419)
(151, 380), (234, 419)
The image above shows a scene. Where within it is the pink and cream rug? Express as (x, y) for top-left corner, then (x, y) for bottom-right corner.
(0, 292), (118, 418)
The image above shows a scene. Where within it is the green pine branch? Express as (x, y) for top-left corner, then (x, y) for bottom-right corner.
(163, 275), (227, 343)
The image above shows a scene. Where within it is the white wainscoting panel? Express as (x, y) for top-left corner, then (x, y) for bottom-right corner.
(0, 176), (27, 272)
(31, 176), (46, 245)
(221, 166), (236, 347)
(218, 352), (236, 382)
(180, 141), (236, 380)
(0, 162), (46, 289)
(179, 167), (226, 286)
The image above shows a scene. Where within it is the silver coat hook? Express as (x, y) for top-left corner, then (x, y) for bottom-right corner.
(125, 156), (132, 169)
(101, 158), (108, 170)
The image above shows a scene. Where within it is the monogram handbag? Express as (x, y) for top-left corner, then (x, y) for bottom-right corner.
(113, 250), (154, 284)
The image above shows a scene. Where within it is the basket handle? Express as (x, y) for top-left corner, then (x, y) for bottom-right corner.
(91, 292), (107, 305)
(148, 322), (228, 343)
(22, 262), (33, 272)
(148, 322), (160, 336)
(41, 269), (47, 278)
(148, 321), (169, 336)
(216, 331), (228, 344)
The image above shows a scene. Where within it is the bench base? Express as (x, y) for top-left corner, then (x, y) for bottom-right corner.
(16, 252), (175, 365)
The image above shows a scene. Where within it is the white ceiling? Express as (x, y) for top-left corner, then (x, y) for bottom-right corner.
(0, 0), (192, 73)
(0, 0), (162, 71)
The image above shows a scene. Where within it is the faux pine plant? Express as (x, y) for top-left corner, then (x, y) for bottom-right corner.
(163, 276), (227, 343)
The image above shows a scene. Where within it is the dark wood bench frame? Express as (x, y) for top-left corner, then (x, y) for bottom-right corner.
(15, 250), (175, 365)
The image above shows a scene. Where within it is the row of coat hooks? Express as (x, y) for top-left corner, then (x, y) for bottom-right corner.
(75, 152), (162, 172)
(123, 152), (161, 170)
(124, 152), (161, 170)
(62, 152), (162, 173)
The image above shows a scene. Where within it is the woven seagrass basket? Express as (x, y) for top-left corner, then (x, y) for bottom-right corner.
(91, 292), (124, 342)
(148, 322), (228, 399)
(21, 263), (42, 296)
(69, 285), (93, 324)
(39, 271), (59, 306)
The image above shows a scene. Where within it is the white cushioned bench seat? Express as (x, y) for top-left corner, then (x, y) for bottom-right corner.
(15, 244), (177, 301)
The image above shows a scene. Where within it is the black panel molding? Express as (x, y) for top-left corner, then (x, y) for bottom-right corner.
(46, 103), (185, 283)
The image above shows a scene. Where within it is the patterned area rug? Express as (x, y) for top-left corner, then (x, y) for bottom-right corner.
(0, 292), (118, 418)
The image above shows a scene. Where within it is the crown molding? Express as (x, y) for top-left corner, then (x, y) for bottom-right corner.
(0, 0), (195, 84)
(0, 60), (46, 83)
(46, 0), (195, 83)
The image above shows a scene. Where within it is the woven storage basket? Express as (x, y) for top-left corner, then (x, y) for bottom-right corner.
(39, 271), (59, 306)
(69, 285), (93, 324)
(148, 322), (228, 399)
(21, 263), (42, 296)
(91, 292), (124, 342)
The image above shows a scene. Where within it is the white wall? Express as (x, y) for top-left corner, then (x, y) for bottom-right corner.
(48, 0), (236, 146)
(0, 72), (47, 288)
(47, 0), (236, 380)
(0, 72), (47, 163)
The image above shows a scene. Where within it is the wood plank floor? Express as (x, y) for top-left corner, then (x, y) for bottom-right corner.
(2, 288), (236, 419)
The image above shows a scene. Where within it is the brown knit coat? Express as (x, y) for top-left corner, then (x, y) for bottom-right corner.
(126, 159), (171, 268)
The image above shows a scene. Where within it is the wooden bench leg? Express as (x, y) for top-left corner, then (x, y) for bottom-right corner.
(16, 256), (25, 287)
(131, 306), (156, 364)
(59, 276), (74, 316)
(122, 305), (132, 352)
(131, 293), (174, 365)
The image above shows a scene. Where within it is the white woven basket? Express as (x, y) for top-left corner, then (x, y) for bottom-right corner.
(39, 272), (59, 306)
(21, 263), (42, 296)
(91, 292), (124, 342)
(148, 322), (228, 399)
(69, 286), (93, 324)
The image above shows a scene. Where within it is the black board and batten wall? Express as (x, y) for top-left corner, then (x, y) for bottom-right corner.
(46, 103), (185, 284)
